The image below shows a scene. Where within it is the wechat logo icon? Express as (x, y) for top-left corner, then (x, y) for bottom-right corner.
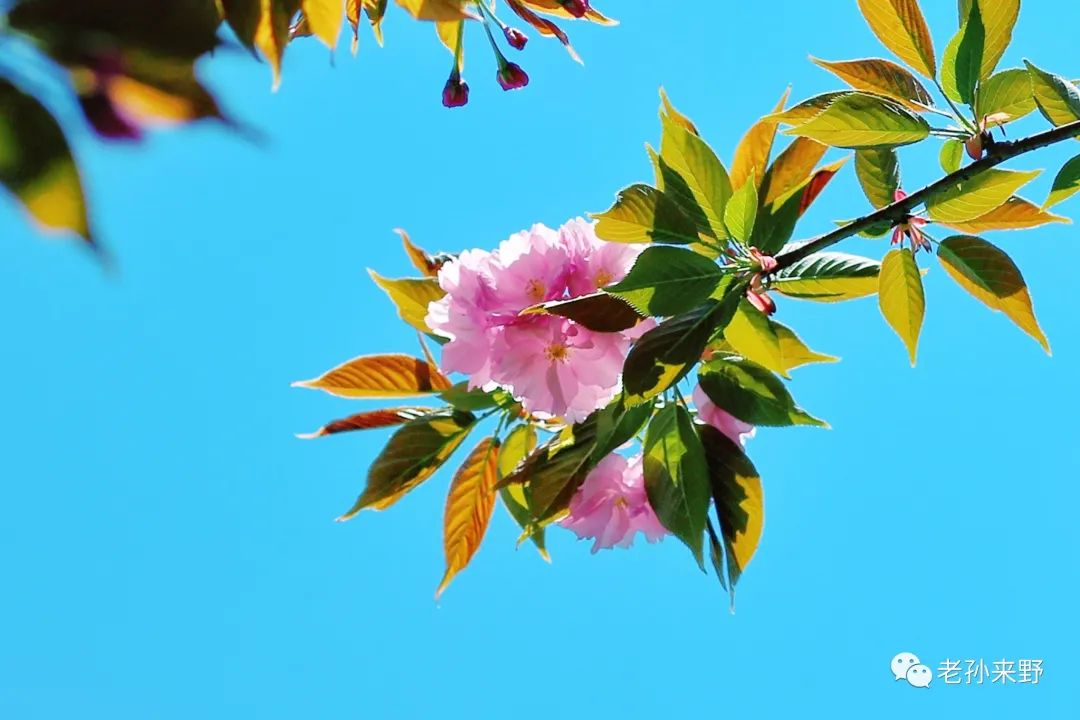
(892, 652), (933, 688)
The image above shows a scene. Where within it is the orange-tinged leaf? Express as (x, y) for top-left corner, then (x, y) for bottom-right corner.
(302, 0), (344, 48)
(767, 92), (849, 126)
(937, 235), (1050, 353)
(936, 196), (1069, 233)
(811, 56), (934, 112)
(506, 0), (581, 63)
(731, 89), (790, 191)
(798, 157), (848, 215)
(297, 407), (434, 438)
(761, 137), (828, 207)
(255, 0), (301, 89)
(394, 0), (473, 21)
(878, 249), (925, 366)
(437, 437), (500, 598)
(856, 0), (936, 79)
(518, 0), (617, 25)
(293, 353), (451, 398)
(395, 228), (442, 277)
(369, 270), (446, 333)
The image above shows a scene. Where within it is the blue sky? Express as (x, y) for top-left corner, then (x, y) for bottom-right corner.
(1, 1), (1078, 717)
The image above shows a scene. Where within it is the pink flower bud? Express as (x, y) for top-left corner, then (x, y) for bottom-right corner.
(504, 26), (528, 50)
(497, 62), (529, 91)
(442, 72), (469, 108)
(557, 0), (590, 17)
(965, 133), (984, 161)
(746, 289), (776, 316)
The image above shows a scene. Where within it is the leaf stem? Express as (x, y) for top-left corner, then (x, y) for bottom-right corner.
(773, 119), (1080, 270)
(933, 78), (978, 134)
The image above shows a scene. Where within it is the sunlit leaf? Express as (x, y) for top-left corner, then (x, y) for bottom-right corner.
(723, 180), (758, 245)
(643, 404), (710, 568)
(767, 92), (850, 126)
(751, 158), (848, 255)
(395, 228), (442, 277)
(772, 321), (839, 372)
(505, 0), (580, 63)
(338, 409), (476, 518)
(783, 93), (930, 149)
(394, 0), (472, 21)
(1025, 60), (1080, 129)
(731, 89), (789, 190)
(940, 139), (964, 173)
(937, 235), (1050, 353)
(592, 184), (700, 245)
(936, 196), (1068, 232)
(878, 248), (925, 366)
(302, 0), (344, 48)
(926, 168), (1040, 223)
(255, 0), (302, 89)
(660, 87), (700, 136)
(975, 68), (1037, 125)
(293, 353), (452, 398)
(760, 137), (828, 207)
(811, 56), (933, 112)
(1045, 154), (1080, 208)
(855, 148), (900, 208)
(297, 406), (433, 439)
(772, 251), (881, 303)
(856, 0), (936, 79)
(723, 301), (786, 378)
(698, 357), (827, 427)
(0, 80), (92, 245)
(605, 246), (724, 317)
(436, 437), (499, 598)
(974, 0), (1019, 80)
(941, 0), (985, 105)
(368, 270), (445, 334)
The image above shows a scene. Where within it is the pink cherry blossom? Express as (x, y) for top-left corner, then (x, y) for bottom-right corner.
(425, 219), (645, 422)
(560, 453), (667, 552)
(692, 383), (756, 448)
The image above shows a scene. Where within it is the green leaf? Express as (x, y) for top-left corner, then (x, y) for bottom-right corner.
(439, 382), (501, 412)
(697, 357), (827, 428)
(941, 0), (985, 105)
(878, 249), (925, 366)
(976, 68), (1037, 125)
(856, 0), (937, 79)
(0, 80), (92, 245)
(723, 180), (758, 245)
(368, 271), (445, 334)
(751, 158), (848, 255)
(643, 404), (711, 568)
(772, 251), (881, 302)
(937, 196), (1068, 232)
(927, 168), (1040, 223)
(498, 425), (549, 562)
(855, 148), (901, 208)
(811, 56), (934, 112)
(1024, 60), (1080, 128)
(592, 184), (701, 245)
(772, 321), (839, 372)
(783, 93), (930, 149)
(605, 246), (724, 317)
(723, 300), (786, 378)
(937, 235), (1050, 353)
(940, 139), (964, 173)
(767, 92), (851, 126)
(523, 292), (643, 332)
(974, 0), (1020, 80)
(699, 425), (764, 592)
(1045, 154), (1080, 208)
(337, 409), (477, 519)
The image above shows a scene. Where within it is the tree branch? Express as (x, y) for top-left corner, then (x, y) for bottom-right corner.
(774, 119), (1080, 270)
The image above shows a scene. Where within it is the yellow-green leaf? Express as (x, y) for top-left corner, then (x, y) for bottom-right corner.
(394, 0), (472, 21)
(699, 425), (764, 590)
(723, 301), (786, 378)
(773, 321), (839, 372)
(976, 68), (1037, 125)
(811, 56), (934, 112)
(783, 93), (930, 149)
(936, 196), (1068, 232)
(940, 138), (964, 173)
(592, 184), (701, 245)
(497, 425), (549, 561)
(660, 87), (699, 136)
(1025, 61), (1080, 129)
(878, 248), (925, 366)
(767, 92), (849, 127)
(1045, 154), (1080, 208)
(937, 235), (1050, 353)
(975, 0), (1019, 79)
(293, 353), (452, 398)
(369, 270), (446, 333)
(731, 89), (788, 190)
(856, 0), (937, 79)
(0, 80), (92, 245)
(772, 251), (881, 302)
(302, 0), (344, 48)
(723, 180), (758, 244)
(437, 437), (499, 598)
(926, 168), (1040, 223)
(760, 137), (828, 207)
(855, 148), (901, 208)
(941, 0), (985, 105)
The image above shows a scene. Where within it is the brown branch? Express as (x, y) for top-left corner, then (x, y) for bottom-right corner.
(774, 119), (1080, 270)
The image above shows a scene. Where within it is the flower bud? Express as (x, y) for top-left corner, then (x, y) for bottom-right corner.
(497, 62), (529, 91)
(442, 71), (469, 108)
(504, 26), (528, 50)
(965, 132), (984, 161)
(746, 288), (776, 316)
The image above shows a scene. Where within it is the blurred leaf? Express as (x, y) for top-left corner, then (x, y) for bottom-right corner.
(760, 137), (828, 207)
(731, 89), (789, 190)
(855, 148), (901, 208)
(940, 138), (964, 173)
(643, 404), (710, 568)
(1045, 154), (1080, 208)
(856, 0), (936, 79)
(975, 68), (1036, 125)
(724, 180), (758, 245)
(524, 292), (643, 332)
(255, 0), (303, 89)
(592, 184), (700, 245)
(783, 93), (930, 149)
(605, 246), (724, 317)
(699, 425), (764, 592)
(723, 300), (786, 378)
(878, 249), (925, 366)
(811, 56), (933, 112)
(941, 0), (985, 105)
(368, 271), (445, 334)
(773, 251), (881, 302)
(437, 437), (499, 598)
(937, 235), (1050, 353)
(338, 409), (476, 518)
(936, 196), (1068, 232)
(698, 357), (826, 427)
(926, 168), (1040, 223)
(1025, 60), (1080, 130)
(297, 406), (434, 438)
(302, 0), (344, 48)
(293, 353), (451, 398)
(0, 80), (92, 245)
(394, 0), (472, 20)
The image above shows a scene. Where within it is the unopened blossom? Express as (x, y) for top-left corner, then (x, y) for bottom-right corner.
(745, 247), (778, 315)
(426, 219), (645, 422)
(497, 61), (529, 91)
(693, 383), (756, 448)
(890, 189), (930, 253)
(504, 26), (529, 50)
(561, 453), (667, 552)
(442, 70), (470, 108)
